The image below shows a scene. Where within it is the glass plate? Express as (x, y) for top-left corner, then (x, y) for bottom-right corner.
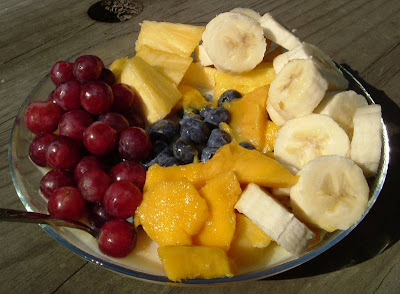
(8, 32), (390, 285)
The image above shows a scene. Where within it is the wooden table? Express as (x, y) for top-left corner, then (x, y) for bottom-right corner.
(1, 0), (399, 293)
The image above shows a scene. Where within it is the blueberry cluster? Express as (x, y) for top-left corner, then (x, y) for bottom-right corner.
(146, 91), (242, 167)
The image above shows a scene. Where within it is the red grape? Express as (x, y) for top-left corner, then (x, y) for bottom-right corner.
(99, 68), (116, 86)
(110, 161), (146, 190)
(88, 203), (112, 229)
(80, 81), (113, 115)
(111, 83), (135, 113)
(99, 112), (129, 133)
(48, 90), (57, 104)
(46, 136), (81, 169)
(73, 55), (103, 83)
(24, 101), (63, 134)
(48, 186), (86, 221)
(40, 169), (75, 199)
(74, 155), (105, 183)
(124, 111), (145, 129)
(78, 169), (110, 203)
(118, 127), (152, 161)
(98, 219), (136, 258)
(29, 133), (57, 167)
(54, 80), (82, 111)
(50, 61), (75, 85)
(103, 180), (142, 219)
(58, 110), (94, 141)
(83, 121), (117, 156)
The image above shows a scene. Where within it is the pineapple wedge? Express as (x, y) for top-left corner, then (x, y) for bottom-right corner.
(180, 62), (217, 97)
(109, 57), (128, 83)
(214, 62), (275, 100)
(136, 45), (192, 85)
(136, 21), (205, 58)
(120, 56), (182, 124)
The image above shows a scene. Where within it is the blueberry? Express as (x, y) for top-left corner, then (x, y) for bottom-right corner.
(204, 107), (231, 126)
(207, 129), (231, 148)
(153, 140), (169, 154)
(200, 105), (213, 118)
(201, 147), (218, 162)
(218, 90), (242, 107)
(239, 142), (255, 150)
(155, 148), (179, 167)
(172, 137), (197, 164)
(180, 117), (210, 145)
(149, 120), (179, 142)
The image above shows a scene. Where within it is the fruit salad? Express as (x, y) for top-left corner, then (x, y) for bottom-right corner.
(23, 7), (383, 282)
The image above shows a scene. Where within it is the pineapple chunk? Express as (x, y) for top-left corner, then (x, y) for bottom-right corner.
(177, 84), (210, 110)
(193, 172), (241, 251)
(214, 62), (275, 100)
(194, 45), (213, 66)
(136, 45), (192, 85)
(120, 56), (181, 124)
(136, 21), (205, 58)
(158, 246), (233, 281)
(180, 62), (217, 97)
(109, 57), (128, 83)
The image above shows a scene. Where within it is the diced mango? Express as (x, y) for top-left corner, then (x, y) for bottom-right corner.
(136, 179), (208, 246)
(180, 62), (217, 96)
(158, 246), (233, 281)
(136, 45), (192, 85)
(214, 62), (275, 100)
(263, 120), (280, 153)
(225, 86), (269, 151)
(177, 84), (210, 110)
(120, 56), (182, 124)
(109, 57), (128, 83)
(193, 172), (241, 251)
(136, 21), (205, 58)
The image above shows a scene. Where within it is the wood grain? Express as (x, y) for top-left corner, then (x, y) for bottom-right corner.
(0, 0), (399, 293)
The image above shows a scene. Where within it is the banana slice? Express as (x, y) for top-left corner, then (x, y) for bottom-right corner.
(290, 155), (369, 232)
(202, 12), (238, 45)
(350, 104), (382, 177)
(267, 58), (328, 124)
(314, 90), (368, 137)
(274, 114), (350, 173)
(195, 45), (213, 66)
(235, 183), (315, 256)
(266, 103), (287, 127)
(230, 7), (262, 21)
(273, 42), (348, 90)
(203, 13), (266, 73)
(259, 13), (301, 50)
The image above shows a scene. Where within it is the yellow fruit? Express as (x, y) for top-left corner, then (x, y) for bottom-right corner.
(136, 45), (192, 85)
(234, 214), (272, 248)
(120, 56), (181, 124)
(136, 21), (205, 58)
(263, 120), (280, 153)
(136, 179), (208, 246)
(158, 246), (233, 281)
(177, 84), (210, 110)
(225, 86), (269, 151)
(193, 172), (241, 251)
(214, 62), (275, 100)
(109, 57), (127, 83)
(180, 62), (217, 96)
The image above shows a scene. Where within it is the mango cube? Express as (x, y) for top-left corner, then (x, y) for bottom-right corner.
(135, 179), (208, 246)
(158, 246), (233, 281)
(194, 172), (241, 251)
(177, 84), (210, 110)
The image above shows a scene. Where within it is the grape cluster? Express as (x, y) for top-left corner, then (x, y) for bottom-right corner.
(25, 55), (152, 258)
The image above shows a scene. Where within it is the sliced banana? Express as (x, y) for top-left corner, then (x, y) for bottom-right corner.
(195, 44), (213, 66)
(274, 114), (350, 174)
(202, 12), (238, 45)
(350, 104), (382, 177)
(273, 42), (348, 90)
(266, 103), (287, 127)
(259, 13), (301, 50)
(230, 7), (262, 21)
(314, 90), (368, 137)
(267, 58), (328, 124)
(203, 13), (266, 73)
(290, 155), (369, 232)
(235, 183), (315, 256)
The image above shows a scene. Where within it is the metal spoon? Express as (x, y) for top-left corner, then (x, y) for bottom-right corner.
(0, 208), (98, 238)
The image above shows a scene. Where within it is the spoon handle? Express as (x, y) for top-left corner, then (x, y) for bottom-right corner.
(0, 208), (98, 238)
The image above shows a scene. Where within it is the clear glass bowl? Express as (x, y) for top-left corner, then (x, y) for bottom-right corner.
(9, 32), (390, 285)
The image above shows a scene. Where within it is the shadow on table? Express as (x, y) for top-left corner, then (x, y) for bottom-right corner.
(269, 64), (400, 280)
